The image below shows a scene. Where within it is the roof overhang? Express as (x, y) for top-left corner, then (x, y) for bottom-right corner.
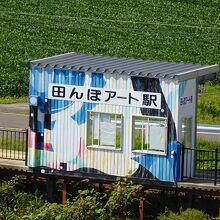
(30, 52), (219, 82)
(172, 65), (219, 82)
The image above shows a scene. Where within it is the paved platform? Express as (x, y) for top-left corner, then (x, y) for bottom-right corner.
(0, 103), (28, 114)
(0, 158), (219, 195)
(0, 112), (28, 129)
(178, 178), (220, 192)
(0, 158), (27, 171)
(0, 103), (28, 128)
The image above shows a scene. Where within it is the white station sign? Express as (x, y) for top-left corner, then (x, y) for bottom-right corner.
(48, 83), (161, 109)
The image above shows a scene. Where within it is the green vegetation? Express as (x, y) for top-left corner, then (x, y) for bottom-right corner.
(157, 208), (211, 220)
(197, 138), (220, 150)
(0, 177), (45, 219)
(197, 92), (220, 124)
(0, 0), (219, 97)
(0, 178), (143, 219)
(0, 97), (27, 104)
(0, 137), (26, 152)
(1, 177), (217, 219)
(196, 138), (220, 170)
(204, 83), (220, 94)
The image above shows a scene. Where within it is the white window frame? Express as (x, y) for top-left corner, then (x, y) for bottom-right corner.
(132, 115), (167, 155)
(86, 111), (123, 151)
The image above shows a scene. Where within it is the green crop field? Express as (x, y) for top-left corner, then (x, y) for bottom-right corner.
(0, 0), (219, 97)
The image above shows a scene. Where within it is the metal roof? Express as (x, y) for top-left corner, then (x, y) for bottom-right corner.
(30, 52), (219, 81)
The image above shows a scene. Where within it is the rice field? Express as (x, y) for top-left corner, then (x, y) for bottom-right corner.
(0, 0), (219, 97)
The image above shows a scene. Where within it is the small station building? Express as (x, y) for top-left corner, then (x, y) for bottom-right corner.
(28, 52), (219, 183)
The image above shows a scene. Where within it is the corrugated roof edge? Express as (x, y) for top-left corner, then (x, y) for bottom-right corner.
(173, 65), (219, 81)
(30, 52), (219, 81)
(30, 52), (76, 63)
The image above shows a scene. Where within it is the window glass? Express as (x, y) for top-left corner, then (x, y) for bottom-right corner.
(132, 116), (167, 154)
(87, 112), (122, 149)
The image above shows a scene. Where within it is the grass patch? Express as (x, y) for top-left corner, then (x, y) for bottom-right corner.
(197, 138), (220, 150)
(197, 83), (220, 125)
(204, 83), (220, 93)
(195, 138), (220, 170)
(0, 138), (26, 152)
(0, 97), (28, 104)
(158, 208), (211, 220)
(0, 132), (26, 152)
(197, 92), (220, 124)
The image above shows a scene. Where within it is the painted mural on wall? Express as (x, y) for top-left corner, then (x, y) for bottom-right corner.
(28, 67), (181, 183)
(130, 77), (180, 181)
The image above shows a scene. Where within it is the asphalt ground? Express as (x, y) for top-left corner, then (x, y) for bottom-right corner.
(0, 103), (28, 115)
(0, 103), (28, 129)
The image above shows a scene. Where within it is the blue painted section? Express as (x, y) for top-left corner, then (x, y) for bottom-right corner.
(29, 95), (38, 106)
(29, 67), (91, 132)
(50, 144), (54, 152)
(71, 103), (96, 125)
(29, 67), (42, 95)
(37, 121), (44, 133)
(68, 156), (85, 167)
(36, 96), (45, 133)
(132, 141), (181, 182)
(38, 96), (46, 113)
(71, 72), (106, 125)
(51, 69), (71, 114)
(50, 70), (86, 114)
(90, 72), (105, 87)
(51, 120), (56, 130)
(163, 83), (178, 112)
(36, 139), (44, 150)
(179, 80), (187, 97)
(30, 68), (104, 125)
(29, 67), (52, 133)
(172, 142), (181, 182)
(45, 143), (54, 152)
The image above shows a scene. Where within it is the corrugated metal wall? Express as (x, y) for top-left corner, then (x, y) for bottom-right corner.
(28, 66), (181, 182)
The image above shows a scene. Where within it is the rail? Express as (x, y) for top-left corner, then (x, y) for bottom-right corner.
(181, 146), (220, 185)
(114, 119), (220, 135)
(0, 127), (27, 162)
